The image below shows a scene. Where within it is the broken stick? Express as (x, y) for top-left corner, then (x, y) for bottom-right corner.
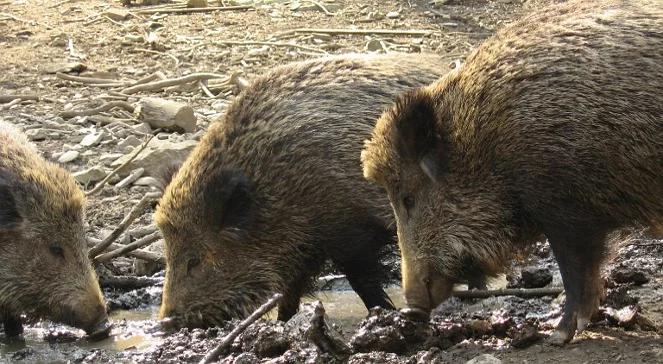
(87, 238), (164, 263)
(94, 231), (162, 264)
(199, 293), (283, 364)
(452, 287), (564, 299)
(292, 28), (432, 36)
(133, 5), (252, 15)
(121, 72), (227, 94)
(0, 94), (39, 103)
(88, 191), (162, 259)
(85, 134), (154, 196)
(100, 275), (164, 289)
(60, 100), (135, 119)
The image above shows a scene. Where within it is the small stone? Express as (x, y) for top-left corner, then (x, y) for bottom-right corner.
(611, 267), (649, 285)
(466, 354), (502, 364)
(509, 324), (542, 348)
(111, 139), (198, 177)
(114, 168), (145, 189)
(102, 9), (130, 21)
(133, 176), (163, 189)
(80, 132), (104, 147)
(187, 0), (207, 7)
(520, 266), (553, 288)
(366, 39), (384, 52)
(73, 167), (107, 185)
(100, 153), (124, 166)
(58, 150), (80, 163)
(118, 135), (142, 150)
(386, 11), (400, 19)
(132, 122), (152, 134)
(25, 128), (47, 141)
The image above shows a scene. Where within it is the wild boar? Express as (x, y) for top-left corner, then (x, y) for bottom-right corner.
(155, 53), (452, 327)
(361, 0), (663, 344)
(0, 121), (108, 337)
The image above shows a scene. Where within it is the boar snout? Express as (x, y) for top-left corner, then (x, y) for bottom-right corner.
(402, 263), (453, 318)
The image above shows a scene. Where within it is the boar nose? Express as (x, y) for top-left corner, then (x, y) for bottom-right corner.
(402, 265), (453, 320)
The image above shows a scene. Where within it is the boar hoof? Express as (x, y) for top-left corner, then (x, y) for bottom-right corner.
(546, 330), (571, 346)
(85, 320), (113, 341)
(399, 307), (429, 322)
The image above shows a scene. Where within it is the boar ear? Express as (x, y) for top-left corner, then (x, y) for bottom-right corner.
(204, 169), (254, 231)
(0, 175), (22, 230)
(394, 91), (447, 182)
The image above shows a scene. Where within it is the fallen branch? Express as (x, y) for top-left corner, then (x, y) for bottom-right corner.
(100, 275), (164, 289)
(199, 293), (283, 364)
(88, 238), (164, 263)
(56, 72), (132, 86)
(304, 0), (335, 16)
(94, 231), (162, 263)
(88, 191), (161, 258)
(213, 40), (326, 54)
(0, 99), (22, 111)
(121, 72), (227, 94)
(133, 5), (252, 15)
(85, 134), (154, 196)
(60, 100), (135, 119)
(292, 28), (432, 36)
(0, 94), (39, 103)
(452, 287), (564, 299)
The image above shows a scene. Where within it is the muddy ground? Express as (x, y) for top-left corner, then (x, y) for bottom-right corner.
(1, 0), (663, 363)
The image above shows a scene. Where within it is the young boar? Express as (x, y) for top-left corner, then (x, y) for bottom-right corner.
(155, 53), (451, 327)
(0, 121), (108, 337)
(362, 0), (663, 344)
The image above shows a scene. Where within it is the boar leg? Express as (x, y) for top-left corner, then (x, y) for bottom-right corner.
(331, 223), (395, 311)
(2, 315), (23, 337)
(547, 228), (607, 345)
(278, 253), (325, 321)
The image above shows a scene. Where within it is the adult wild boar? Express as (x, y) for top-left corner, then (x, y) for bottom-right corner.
(362, 0), (663, 344)
(155, 53), (451, 327)
(0, 121), (108, 337)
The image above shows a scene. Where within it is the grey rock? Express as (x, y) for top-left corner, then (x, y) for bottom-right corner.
(110, 139), (198, 177)
(466, 354), (502, 364)
(73, 166), (107, 185)
(57, 150), (80, 163)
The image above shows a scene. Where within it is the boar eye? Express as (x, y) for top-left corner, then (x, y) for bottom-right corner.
(187, 257), (201, 274)
(403, 196), (415, 211)
(49, 245), (65, 259)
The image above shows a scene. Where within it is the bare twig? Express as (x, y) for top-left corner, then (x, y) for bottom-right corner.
(213, 40), (327, 54)
(56, 72), (132, 85)
(452, 287), (564, 299)
(121, 72), (227, 94)
(60, 100), (135, 119)
(199, 293), (283, 364)
(199, 80), (216, 98)
(87, 238), (164, 263)
(0, 12), (32, 23)
(94, 231), (162, 263)
(0, 99), (22, 111)
(88, 191), (161, 258)
(291, 28), (432, 36)
(0, 94), (39, 103)
(85, 135), (154, 196)
(133, 5), (252, 15)
(304, 0), (335, 16)
(99, 275), (164, 289)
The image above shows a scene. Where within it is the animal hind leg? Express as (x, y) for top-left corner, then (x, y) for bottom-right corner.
(547, 227), (607, 345)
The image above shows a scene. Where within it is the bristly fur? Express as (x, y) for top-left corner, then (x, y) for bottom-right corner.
(155, 53), (456, 326)
(0, 120), (107, 335)
(362, 0), (663, 342)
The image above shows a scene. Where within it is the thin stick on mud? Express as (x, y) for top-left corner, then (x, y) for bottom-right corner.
(452, 287), (564, 299)
(213, 40), (327, 54)
(99, 275), (164, 289)
(292, 28), (433, 36)
(85, 134), (154, 196)
(121, 72), (227, 94)
(88, 191), (162, 259)
(0, 94), (39, 103)
(133, 5), (252, 15)
(304, 0), (336, 16)
(93, 231), (162, 264)
(199, 293), (283, 364)
(56, 72), (132, 85)
(60, 100), (135, 119)
(87, 238), (164, 263)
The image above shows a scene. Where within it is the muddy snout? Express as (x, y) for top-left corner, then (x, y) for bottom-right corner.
(401, 266), (453, 321)
(63, 294), (111, 339)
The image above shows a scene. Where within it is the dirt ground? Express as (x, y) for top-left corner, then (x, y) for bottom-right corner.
(1, 0), (662, 363)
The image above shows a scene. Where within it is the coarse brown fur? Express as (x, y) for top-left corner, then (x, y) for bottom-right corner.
(155, 53), (452, 327)
(362, 0), (663, 344)
(0, 121), (107, 336)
